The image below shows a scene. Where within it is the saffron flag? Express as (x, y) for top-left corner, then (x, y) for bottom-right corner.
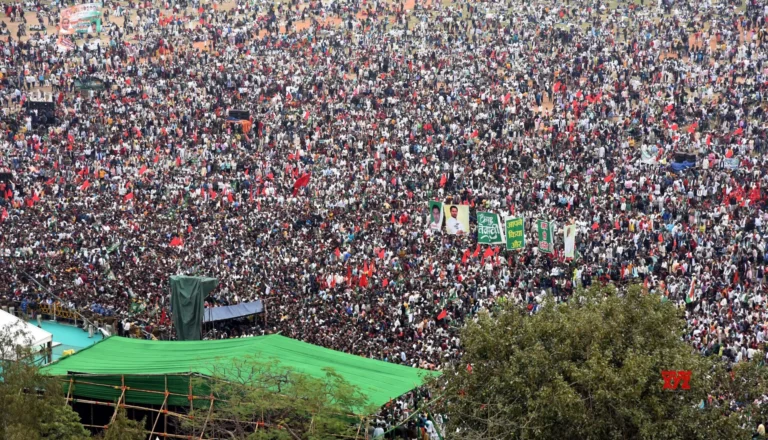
(686, 278), (696, 303)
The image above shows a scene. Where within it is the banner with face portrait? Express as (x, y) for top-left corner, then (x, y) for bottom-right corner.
(536, 219), (554, 254)
(477, 212), (504, 244)
(443, 204), (470, 235)
(564, 223), (577, 259)
(427, 201), (444, 233)
(59, 2), (103, 35)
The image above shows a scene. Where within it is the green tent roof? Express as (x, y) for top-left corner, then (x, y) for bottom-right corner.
(42, 335), (437, 411)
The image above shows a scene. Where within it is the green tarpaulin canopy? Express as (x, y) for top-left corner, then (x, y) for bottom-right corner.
(42, 335), (437, 412)
(170, 275), (218, 341)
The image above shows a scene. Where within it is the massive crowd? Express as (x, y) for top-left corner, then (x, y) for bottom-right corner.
(0, 0), (767, 428)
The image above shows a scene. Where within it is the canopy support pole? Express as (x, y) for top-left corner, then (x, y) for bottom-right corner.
(149, 391), (169, 440)
(64, 377), (74, 406)
(108, 376), (126, 427)
(427, 410), (444, 440)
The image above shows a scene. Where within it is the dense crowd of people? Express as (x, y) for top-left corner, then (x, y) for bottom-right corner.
(0, 0), (768, 431)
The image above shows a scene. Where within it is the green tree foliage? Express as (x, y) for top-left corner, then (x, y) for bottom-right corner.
(94, 408), (147, 440)
(181, 357), (375, 439)
(0, 322), (90, 440)
(435, 284), (768, 440)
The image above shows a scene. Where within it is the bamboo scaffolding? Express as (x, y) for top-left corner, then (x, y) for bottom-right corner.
(108, 376), (126, 425)
(58, 377), (211, 401)
(148, 391), (169, 440)
(60, 373), (423, 439)
(64, 377), (73, 407)
(79, 424), (215, 439)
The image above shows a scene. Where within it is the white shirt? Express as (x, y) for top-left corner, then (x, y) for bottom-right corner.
(446, 216), (466, 234)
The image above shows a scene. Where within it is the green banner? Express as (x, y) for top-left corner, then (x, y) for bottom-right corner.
(477, 212), (504, 244)
(505, 217), (525, 251)
(536, 219), (554, 254)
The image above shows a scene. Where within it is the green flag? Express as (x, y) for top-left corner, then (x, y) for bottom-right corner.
(477, 212), (504, 244)
(504, 216), (525, 251)
(536, 219), (554, 254)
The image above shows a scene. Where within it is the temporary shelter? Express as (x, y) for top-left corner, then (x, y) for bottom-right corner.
(0, 309), (53, 361)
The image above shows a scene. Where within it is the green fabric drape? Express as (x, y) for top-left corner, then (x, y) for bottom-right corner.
(170, 275), (218, 341)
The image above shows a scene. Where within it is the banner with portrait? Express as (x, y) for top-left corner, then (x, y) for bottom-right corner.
(504, 217), (525, 251)
(427, 201), (444, 233)
(443, 204), (470, 235)
(477, 212), (504, 244)
(60, 2), (103, 35)
(536, 219), (554, 254)
(564, 223), (577, 258)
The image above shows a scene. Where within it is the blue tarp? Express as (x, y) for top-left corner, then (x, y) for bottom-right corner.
(670, 161), (696, 173)
(203, 300), (264, 323)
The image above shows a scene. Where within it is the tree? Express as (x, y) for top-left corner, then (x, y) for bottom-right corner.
(95, 408), (146, 440)
(0, 321), (90, 440)
(180, 357), (375, 439)
(435, 284), (768, 440)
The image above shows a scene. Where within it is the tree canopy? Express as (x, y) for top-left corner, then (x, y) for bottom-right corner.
(180, 357), (374, 439)
(0, 322), (90, 440)
(435, 284), (768, 440)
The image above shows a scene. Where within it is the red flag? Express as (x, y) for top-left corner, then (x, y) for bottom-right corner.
(382, 278), (389, 288)
(604, 173), (615, 183)
(437, 310), (448, 320)
(209, 189), (217, 199)
(439, 174), (447, 187)
(153, 155), (159, 164)
(31, 192), (40, 202)
(359, 274), (368, 288)
(124, 192), (134, 202)
(169, 237), (183, 247)
(481, 247), (494, 265)
(472, 244), (481, 258)
(0, 208), (7, 221)
(80, 180), (91, 191)
(292, 173), (311, 196)
(363, 261), (370, 276)
(461, 249), (471, 264)
(377, 249), (385, 260)
(227, 192), (234, 203)
(139, 165), (148, 175)
(734, 127), (744, 136)
(334, 247), (341, 258)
